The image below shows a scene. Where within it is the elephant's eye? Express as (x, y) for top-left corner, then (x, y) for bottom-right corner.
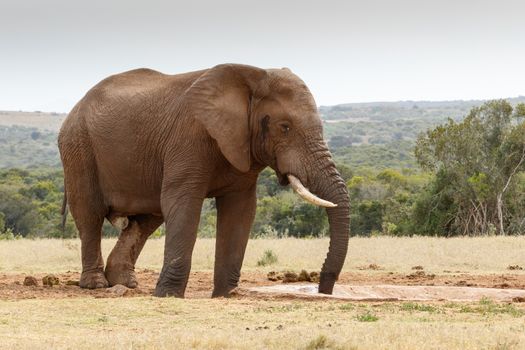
(280, 123), (290, 135)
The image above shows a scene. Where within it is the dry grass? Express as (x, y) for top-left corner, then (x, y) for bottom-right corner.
(1, 236), (524, 274)
(0, 296), (524, 349)
(1, 237), (525, 349)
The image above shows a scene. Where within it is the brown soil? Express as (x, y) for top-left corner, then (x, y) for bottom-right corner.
(1, 270), (524, 301)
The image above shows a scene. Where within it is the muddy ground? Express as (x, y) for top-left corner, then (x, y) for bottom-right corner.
(1, 269), (525, 300)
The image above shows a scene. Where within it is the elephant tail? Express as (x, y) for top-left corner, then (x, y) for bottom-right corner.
(61, 189), (68, 231)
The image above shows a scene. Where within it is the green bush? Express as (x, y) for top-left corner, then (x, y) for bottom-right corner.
(256, 249), (278, 267)
(0, 228), (16, 240)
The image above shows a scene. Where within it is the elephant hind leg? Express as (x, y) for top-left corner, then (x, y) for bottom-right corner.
(105, 214), (164, 288)
(68, 193), (108, 289)
(63, 152), (108, 289)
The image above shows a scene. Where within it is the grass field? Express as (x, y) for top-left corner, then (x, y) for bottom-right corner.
(1, 237), (525, 349)
(1, 236), (525, 274)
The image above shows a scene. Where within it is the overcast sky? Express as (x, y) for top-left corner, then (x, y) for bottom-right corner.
(0, 0), (523, 112)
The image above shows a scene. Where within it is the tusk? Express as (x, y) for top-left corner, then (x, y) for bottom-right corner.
(287, 174), (337, 208)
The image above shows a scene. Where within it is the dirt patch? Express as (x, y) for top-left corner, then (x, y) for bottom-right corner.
(0, 270), (525, 301)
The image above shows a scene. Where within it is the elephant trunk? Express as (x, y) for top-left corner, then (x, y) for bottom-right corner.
(304, 143), (350, 294)
(317, 180), (350, 294)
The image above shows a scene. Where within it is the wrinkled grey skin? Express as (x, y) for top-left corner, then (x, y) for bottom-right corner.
(58, 64), (350, 297)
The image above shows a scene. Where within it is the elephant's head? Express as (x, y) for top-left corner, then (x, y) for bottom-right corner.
(187, 64), (350, 294)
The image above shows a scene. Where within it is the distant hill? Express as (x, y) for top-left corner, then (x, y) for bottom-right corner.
(0, 111), (66, 132)
(0, 96), (523, 169)
(319, 96), (525, 121)
(320, 96), (525, 169)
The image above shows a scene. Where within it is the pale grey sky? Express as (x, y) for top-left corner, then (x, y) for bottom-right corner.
(0, 0), (523, 112)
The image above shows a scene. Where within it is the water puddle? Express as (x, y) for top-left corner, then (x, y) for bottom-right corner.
(247, 284), (525, 302)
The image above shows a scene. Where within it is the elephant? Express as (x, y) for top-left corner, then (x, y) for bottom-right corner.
(58, 64), (350, 298)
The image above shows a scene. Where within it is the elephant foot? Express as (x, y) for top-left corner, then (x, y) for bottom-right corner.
(211, 281), (238, 298)
(154, 259), (189, 298)
(154, 284), (184, 298)
(79, 269), (109, 289)
(105, 265), (138, 288)
(154, 274), (186, 298)
(211, 287), (236, 298)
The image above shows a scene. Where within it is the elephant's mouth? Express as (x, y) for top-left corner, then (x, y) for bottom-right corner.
(276, 171), (289, 186)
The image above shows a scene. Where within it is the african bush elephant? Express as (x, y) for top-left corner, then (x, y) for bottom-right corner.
(58, 64), (350, 297)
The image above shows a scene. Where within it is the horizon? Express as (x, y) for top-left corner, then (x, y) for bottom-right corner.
(2, 95), (525, 115)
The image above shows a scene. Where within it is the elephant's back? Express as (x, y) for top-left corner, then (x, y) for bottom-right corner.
(58, 67), (208, 213)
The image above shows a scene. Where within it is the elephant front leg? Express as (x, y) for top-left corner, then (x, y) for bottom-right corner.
(212, 185), (257, 298)
(154, 193), (204, 298)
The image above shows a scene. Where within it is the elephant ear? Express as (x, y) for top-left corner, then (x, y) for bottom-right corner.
(186, 64), (267, 172)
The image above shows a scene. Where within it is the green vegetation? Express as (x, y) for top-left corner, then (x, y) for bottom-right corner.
(356, 311), (379, 322)
(0, 168), (70, 237)
(458, 297), (524, 317)
(256, 249), (279, 266)
(1, 98), (524, 238)
(0, 168), (113, 238)
(0, 125), (60, 168)
(414, 100), (525, 235)
(400, 302), (438, 313)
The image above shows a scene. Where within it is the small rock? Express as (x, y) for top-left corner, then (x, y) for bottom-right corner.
(358, 264), (381, 270)
(267, 271), (283, 281)
(298, 270), (311, 282)
(106, 284), (130, 296)
(309, 271), (320, 283)
(412, 265), (424, 270)
(42, 274), (59, 286)
(65, 280), (80, 286)
(282, 271), (298, 283)
(407, 271), (425, 279)
(23, 276), (38, 286)
(407, 270), (435, 280)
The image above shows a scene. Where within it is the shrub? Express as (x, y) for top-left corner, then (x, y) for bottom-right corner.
(0, 228), (16, 240)
(256, 249), (278, 266)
